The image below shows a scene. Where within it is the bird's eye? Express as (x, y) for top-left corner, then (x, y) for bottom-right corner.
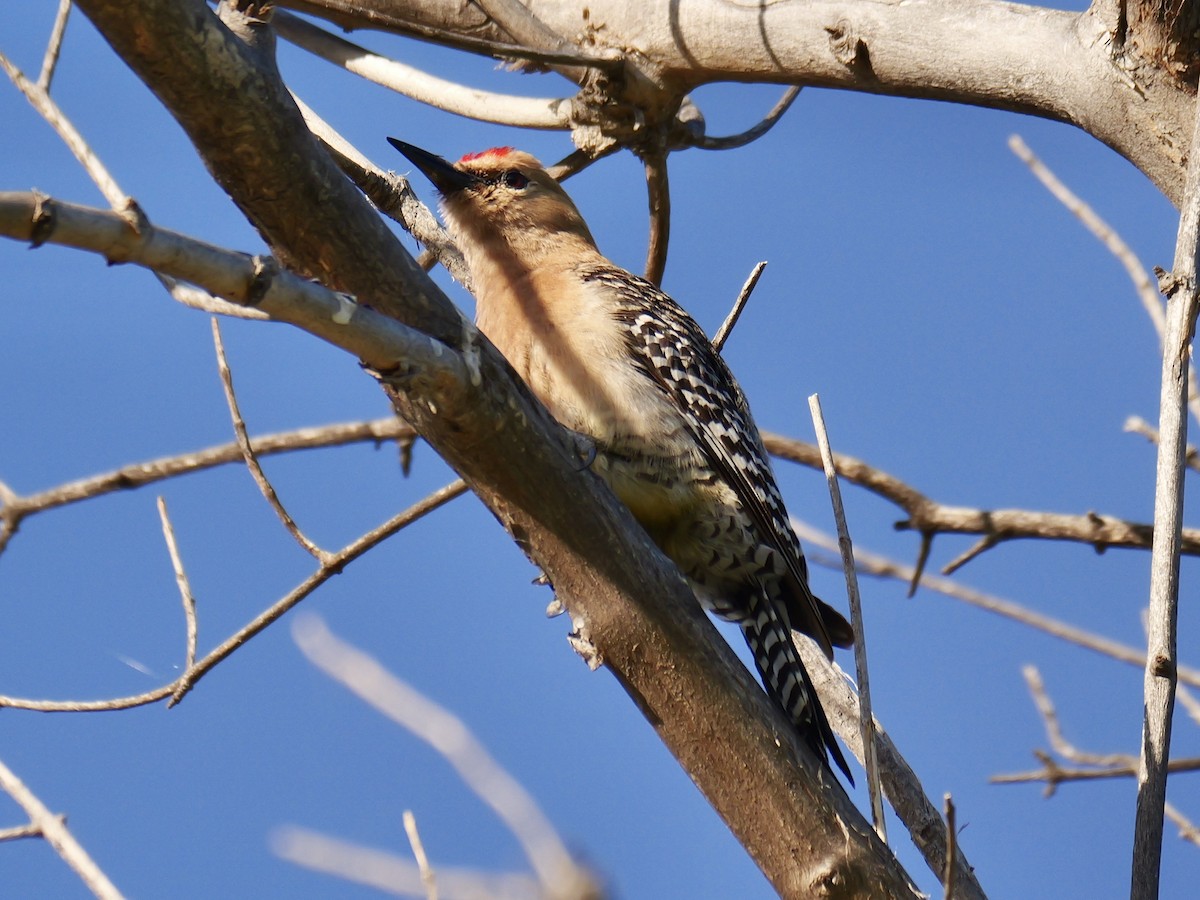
(502, 169), (529, 190)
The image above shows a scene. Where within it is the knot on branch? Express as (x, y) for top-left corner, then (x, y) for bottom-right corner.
(28, 191), (56, 249)
(247, 255), (279, 306)
(1155, 264), (1191, 298)
(568, 55), (692, 159)
(825, 18), (873, 75)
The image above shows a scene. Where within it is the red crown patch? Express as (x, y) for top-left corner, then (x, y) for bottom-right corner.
(459, 147), (515, 163)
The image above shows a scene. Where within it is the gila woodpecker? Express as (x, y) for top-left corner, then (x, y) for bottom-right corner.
(389, 138), (854, 780)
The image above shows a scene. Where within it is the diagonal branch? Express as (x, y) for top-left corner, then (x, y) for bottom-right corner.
(0, 757), (124, 899)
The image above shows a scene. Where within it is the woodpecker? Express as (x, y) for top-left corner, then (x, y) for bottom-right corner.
(389, 138), (854, 780)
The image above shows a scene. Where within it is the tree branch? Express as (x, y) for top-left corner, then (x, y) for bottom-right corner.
(283, 0), (1195, 202)
(0, 757), (124, 899)
(1132, 84), (1200, 900)
(763, 431), (1200, 562)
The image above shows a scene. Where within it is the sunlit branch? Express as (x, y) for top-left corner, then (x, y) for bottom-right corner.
(275, 12), (572, 129)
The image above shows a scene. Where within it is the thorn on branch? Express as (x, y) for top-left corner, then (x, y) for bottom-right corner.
(908, 531), (933, 598)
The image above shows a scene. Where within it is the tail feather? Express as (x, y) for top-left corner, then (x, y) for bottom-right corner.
(740, 589), (853, 783)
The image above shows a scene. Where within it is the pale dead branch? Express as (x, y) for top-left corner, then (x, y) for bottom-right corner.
(291, 614), (601, 899)
(808, 394), (885, 842)
(0, 756), (124, 900)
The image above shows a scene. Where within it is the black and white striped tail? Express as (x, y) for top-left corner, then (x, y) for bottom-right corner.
(740, 590), (853, 782)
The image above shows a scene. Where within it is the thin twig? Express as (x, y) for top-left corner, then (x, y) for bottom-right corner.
(293, 615), (599, 899)
(807, 394), (885, 841)
(1, 49), (124, 204)
(273, 826), (541, 898)
(1165, 803), (1200, 848)
(1130, 90), (1200, 900)
(275, 13), (571, 129)
(38, 0), (73, 90)
(642, 148), (670, 286)
(1, 51), (252, 319)
(694, 86), (802, 150)
(0, 821), (46, 842)
(0, 417), (412, 557)
(290, 94), (470, 286)
(402, 811), (438, 900)
(943, 794), (956, 900)
(762, 430), (1200, 562)
(712, 261), (767, 352)
(1177, 681), (1200, 727)
(0, 480), (468, 712)
(791, 519), (1200, 689)
(1125, 415), (1200, 472)
(992, 755), (1200, 788)
(211, 319), (328, 562)
(1022, 666), (1129, 767)
(156, 496), (198, 670)
(992, 666), (1200, 792)
(0, 756), (124, 899)
(792, 639), (987, 899)
(1010, 134), (1200, 426)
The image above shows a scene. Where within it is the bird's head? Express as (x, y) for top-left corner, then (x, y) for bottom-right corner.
(388, 139), (596, 262)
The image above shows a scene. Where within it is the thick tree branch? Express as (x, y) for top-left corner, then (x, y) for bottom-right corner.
(284, 0), (1196, 203)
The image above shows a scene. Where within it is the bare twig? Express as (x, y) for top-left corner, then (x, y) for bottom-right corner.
(808, 394), (884, 841)
(273, 826), (541, 899)
(402, 811), (438, 900)
(992, 754), (1200, 789)
(762, 430), (1200, 562)
(275, 13), (571, 129)
(1131, 89), (1200, 900)
(156, 497), (198, 670)
(546, 145), (619, 182)
(0, 416), (411, 556)
(1165, 803), (1200, 848)
(993, 668), (1200, 790)
(211, 319), (329, 562)
(694, 86), (802, 150)
(943, 794), (957, 900)
(1, 50), (257, 320)
(1125, 415), (1200, 472)
(642, 148), (670, 286)
(289, 94), (470, 286)
(0, 821), (47, 842)
(38, 0), (74, 90)
(0, 480), (468, 712)
(1176, 681), (1200, 727)
(292, 615), (599, 899)
(1, 49), (124, 204)
(0, 757), (124, 899)
(791, 520), (1200, 689)
(712, 261), (767, 352)
(1022, 666), (1129, 768)
(1010, 134), (1200, 426)
(793, 640), (987, 900)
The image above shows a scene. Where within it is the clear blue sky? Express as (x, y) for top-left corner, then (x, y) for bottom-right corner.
(1, 3), (1196, 898)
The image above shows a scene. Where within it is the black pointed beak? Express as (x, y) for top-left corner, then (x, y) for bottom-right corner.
(387, 138), (479, 195)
